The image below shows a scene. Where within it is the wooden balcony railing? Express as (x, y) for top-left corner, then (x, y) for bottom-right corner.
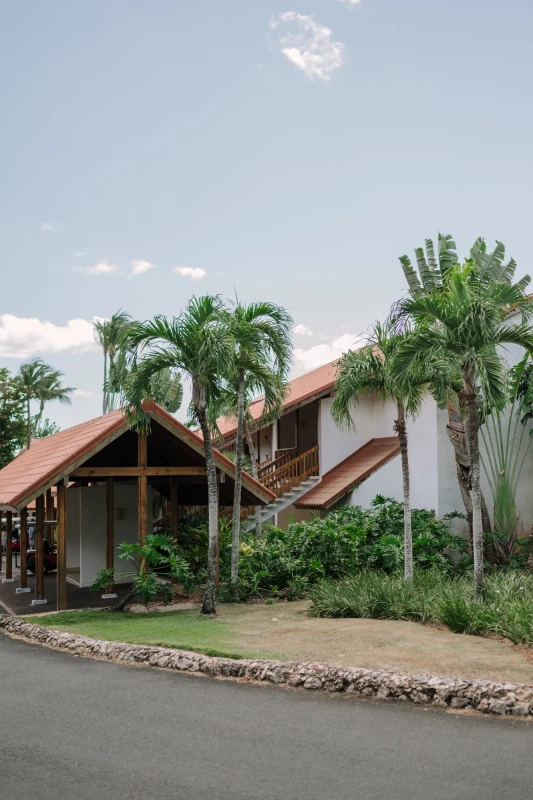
(260, 446), (319, 498)
(257, 448), (298, 481)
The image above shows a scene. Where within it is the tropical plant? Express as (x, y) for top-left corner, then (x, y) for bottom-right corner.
(93, 310), (132, 413)
(216, 300), (292, 587)
(31, 416), (60, 438)
(480, 355), (533, 566)
(0, 368), (26, 467)
(106, 349), (184, 414)
(310, 570), (533, 646)
(399, 235), (527, 536)
(17, 358), (74, 449)
(398, 261), (533, 598)
(332, 313), (428, 581)
(90, 533), (191, 611)
(177, 497), (468, 602)
(122, 296), (234, 614)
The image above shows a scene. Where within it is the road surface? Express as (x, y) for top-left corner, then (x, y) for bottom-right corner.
(1, 633), (532, 799)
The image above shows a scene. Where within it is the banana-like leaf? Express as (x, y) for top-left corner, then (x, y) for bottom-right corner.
(399, 255), (422, 294)
(415, 247), (435, 291)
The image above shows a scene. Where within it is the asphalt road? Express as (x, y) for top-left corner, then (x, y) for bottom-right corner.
(1, 634), (533, 800)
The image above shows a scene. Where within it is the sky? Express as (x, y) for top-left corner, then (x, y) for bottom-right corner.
(1, 0), (532, 429)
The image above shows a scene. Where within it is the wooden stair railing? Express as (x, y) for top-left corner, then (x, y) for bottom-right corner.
(260, 446), (319, 498)
(257, 448), (299, 481)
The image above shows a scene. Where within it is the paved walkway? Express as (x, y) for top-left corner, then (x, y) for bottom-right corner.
(1, 633), (532, 799)
(0, 568), (130, 614)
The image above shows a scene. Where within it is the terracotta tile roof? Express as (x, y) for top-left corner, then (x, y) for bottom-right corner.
(0, 403), (275, 511)
(215, 359), (340, 440)
(0, 411), (127, 511)
(294, 437), (400, 510)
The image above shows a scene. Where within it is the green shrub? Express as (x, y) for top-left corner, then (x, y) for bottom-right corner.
(310, 570), (533, 644)
(168, 496), (470, 602)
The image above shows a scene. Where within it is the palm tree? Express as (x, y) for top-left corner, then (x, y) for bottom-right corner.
(93, 310), (132, 413)
(214, 365), (288, 584)
(224, 301), (292, 585)
(399, 235), (524, 536)
(34, 370), (74, 428)
(332, 315), (426, 582)
(122, 296), (234, 615)
(398, 262), (533, 598)
(17, 359), (74, 449)
(105, 349), (183, 413)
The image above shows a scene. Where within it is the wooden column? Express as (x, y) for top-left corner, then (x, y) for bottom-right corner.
(46, 488), (55, 545)
(19, 508), (28, 590)
(170, 478), (179, 542)
(106, 478), (115, 594)
(35, 495), (45, 600)
(56, 483), (67, 611)
(4, 511), (13, 580)
(137, 433), (148, 547)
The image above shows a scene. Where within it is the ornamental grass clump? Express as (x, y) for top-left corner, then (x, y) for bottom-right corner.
(310, 570), (533, 644)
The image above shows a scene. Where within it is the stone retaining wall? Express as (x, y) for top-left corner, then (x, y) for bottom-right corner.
(2, 614), (532, 717)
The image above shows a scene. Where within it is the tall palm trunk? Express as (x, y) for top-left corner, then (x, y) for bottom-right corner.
(26, 396), (31, 450)
(102, 351), (108, 414)
(462, 375), (484, 600)
(231, 371), (245, 585)
(195, 386), (219, 615)
(244, 421), (262, 537)
(395, 402), (413, 582)
(445, 392), (492, 536)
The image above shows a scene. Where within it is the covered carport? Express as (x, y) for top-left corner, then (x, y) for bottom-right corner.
(0, 400), (274, 612)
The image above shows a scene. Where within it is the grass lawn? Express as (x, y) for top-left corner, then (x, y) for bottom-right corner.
(30, 600), (533, 684)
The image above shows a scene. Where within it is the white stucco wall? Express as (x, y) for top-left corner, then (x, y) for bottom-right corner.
(318, 394), (377, 475)
(66, 488), (81, 572)
(316, 391), (439, 513)
(71, 484), (153, 587)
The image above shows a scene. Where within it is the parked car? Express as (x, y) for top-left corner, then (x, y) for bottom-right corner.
(27, 541), (57, 574)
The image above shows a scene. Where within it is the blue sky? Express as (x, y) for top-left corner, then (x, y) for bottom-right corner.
(1, 0), (532, 427)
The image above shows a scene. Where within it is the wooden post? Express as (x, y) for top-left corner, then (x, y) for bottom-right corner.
(56, 482), (67, 611)
(4, 512), (13, 580)
(170, 478), (179, 542)
(46, 488), (55, 545)
(35, 495), (45, 600)
(105, 478), (115, 595)
(19, 508), (28, 590)
(137, 433), (148, 547)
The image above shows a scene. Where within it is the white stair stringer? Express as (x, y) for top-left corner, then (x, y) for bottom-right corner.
(243, 476), (321, 531)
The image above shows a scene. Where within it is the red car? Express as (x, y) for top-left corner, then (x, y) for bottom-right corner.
(27, 541), (57, 574)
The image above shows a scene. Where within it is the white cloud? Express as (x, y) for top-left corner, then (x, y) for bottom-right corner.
(0, 315), (99, 359)
(130, 259), (156, 277)
(173, 267), (206, 281)
(74, 261), (119, 276)
(269, 12), (344, 81)
(74, 249), (87, 257)
(294, 333), (363, 372)
(338, 0), (362, 5)
(73, 388), (96, 397)
(41, 222), (54, 231)
(294, 323), (313, 336)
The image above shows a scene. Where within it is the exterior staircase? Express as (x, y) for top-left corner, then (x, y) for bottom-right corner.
(242, 445), (320, 532)
(243, 475), (321, 531)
